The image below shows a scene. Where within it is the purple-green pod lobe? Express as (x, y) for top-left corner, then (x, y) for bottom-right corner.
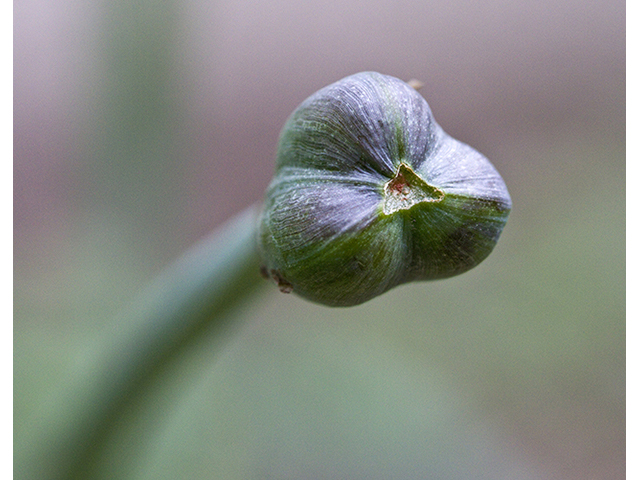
(259, 72), (511, 307)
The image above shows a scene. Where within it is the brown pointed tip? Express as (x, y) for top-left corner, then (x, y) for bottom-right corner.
(407, 79), (424, 90)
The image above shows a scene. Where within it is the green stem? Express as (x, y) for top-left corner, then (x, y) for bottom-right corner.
(16, 205), (265, 480)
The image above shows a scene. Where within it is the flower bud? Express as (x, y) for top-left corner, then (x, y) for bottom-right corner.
(258, 72), (511, 307)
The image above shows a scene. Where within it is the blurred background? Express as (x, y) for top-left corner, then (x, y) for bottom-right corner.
(14, 0), (624, 479)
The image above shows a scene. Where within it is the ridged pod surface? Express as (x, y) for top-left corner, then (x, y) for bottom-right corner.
(259, 72), (511, 307)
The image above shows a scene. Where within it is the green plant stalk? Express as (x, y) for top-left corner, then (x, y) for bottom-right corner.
(16, 205), (264, 480)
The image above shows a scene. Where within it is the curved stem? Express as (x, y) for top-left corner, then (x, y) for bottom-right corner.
(16, 205), (265, 480)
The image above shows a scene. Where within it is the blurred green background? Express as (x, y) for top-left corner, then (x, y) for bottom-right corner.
(14, 0), (624, 479)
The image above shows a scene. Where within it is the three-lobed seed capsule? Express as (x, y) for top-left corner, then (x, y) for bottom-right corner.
(258, 71), (511, 307)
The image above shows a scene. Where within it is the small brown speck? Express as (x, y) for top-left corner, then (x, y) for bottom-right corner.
(270, 269), (293, 294)
(407, 79), (424, 90)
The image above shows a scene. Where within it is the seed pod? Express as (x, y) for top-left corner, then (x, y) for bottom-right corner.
(258, 72), (511, 307)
